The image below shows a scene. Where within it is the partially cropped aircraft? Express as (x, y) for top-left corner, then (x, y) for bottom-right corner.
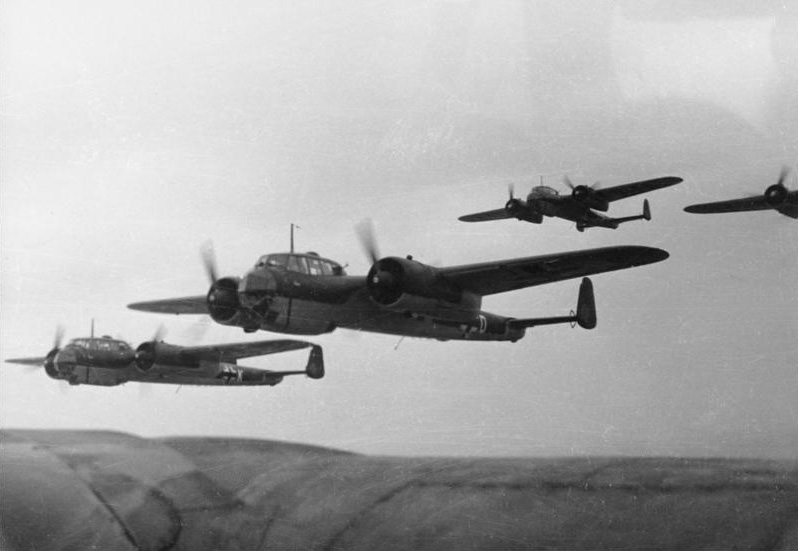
(684, 167), (798, 219)
(5, 327), (324, 386)
(458, 176), (682, 231)
(128, 225), (669, 342)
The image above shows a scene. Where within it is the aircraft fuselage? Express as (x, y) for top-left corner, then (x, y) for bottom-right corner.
(229, 256), (527, 341)
(47, 339), (286, 387)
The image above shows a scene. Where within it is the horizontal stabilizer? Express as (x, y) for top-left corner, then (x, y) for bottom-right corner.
(244, 345), (324, 380)
(508, 277), (596, 330)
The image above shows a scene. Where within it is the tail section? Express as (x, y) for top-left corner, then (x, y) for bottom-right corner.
(305, 345), (325, 379)
(611, 199), (651, 227)
(574, 277), (596, 329)
(508, 278), (597, 330)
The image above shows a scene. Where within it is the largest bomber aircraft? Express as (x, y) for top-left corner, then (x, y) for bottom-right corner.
(129, 226), (668, 342)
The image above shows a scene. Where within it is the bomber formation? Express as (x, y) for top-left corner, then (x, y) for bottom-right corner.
(7, 167), (795, 388)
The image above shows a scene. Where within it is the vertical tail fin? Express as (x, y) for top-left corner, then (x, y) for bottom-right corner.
(305, 345), (325, 379)
(575, 277), (596, 329)
(507, 278), (597, 330)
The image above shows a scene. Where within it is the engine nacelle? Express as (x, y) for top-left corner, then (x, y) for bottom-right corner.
(765, 183), (788, 207)
(505, 198), (523, 216)
(204, 276), (263, 331)
(44, 349), (61, 379)
(135, 341), (197, 372)
(366, 256), (462, 307)
(571, 185), (609, 212)
(381, 292), (480, 318)
(207, 276), (242, 323)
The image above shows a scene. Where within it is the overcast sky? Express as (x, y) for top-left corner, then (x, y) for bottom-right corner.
(1, 1), (796, 458)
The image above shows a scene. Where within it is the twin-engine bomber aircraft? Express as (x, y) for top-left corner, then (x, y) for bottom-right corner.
(459, 176), (682, 231)
(5, 329), (324, 387)
(684, 167), (798, 219)
(128, 228), (669, 342)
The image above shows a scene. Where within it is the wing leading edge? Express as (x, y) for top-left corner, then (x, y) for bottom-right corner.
(128, 295), (208, 315)
(179, 339), (313, 363)
(684, 196), (773, 214)
(458, 208), (514, 222)
(593, 176), (682, 204)
(440, 245), (668, 296)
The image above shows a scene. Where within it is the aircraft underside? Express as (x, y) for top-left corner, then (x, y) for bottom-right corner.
(257, 295), (524, 341)
(56, 363), (285, 387)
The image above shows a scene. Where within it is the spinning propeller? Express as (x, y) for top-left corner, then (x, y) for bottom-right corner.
(356, 219), (404, 305)
(764, 166), (790, 207)
(134, 325), (167, 372)
(505, 182), (522, 214)
(200, 240), (240, 323)
(355, 218), (380, 265)
(564, 175), (601, 198)
(201, 240), (218, 285)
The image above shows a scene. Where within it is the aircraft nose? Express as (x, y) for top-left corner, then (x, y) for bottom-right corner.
(54, 349), (79, 372)
(238, 269), (278, 309)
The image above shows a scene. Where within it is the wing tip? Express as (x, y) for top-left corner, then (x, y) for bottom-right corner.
(616, 245), (669, 265)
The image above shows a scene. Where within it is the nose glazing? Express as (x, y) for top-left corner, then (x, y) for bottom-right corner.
(238, 269), (277, 310)
(54, 349), (79, 374)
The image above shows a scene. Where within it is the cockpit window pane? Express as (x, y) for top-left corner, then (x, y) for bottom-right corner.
(287, 255), (308, 274)
(534, 185), (559, 196)
(266, 254), (289, 269)
(256, 255), (269, 268)
(320, 261), (334, 276)
(307, 258), (323, 276)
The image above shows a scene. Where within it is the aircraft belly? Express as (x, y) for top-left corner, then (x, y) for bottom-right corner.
(139, 363), (282, 386)
(332, 295), (518, 341)
(72, 366), (128, 386)
(558, 204), (595, 223)
(778, 197), (798, 218)
(261, 297), (335, 335)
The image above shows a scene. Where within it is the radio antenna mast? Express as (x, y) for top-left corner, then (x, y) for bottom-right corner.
(290, 223), (301, 253)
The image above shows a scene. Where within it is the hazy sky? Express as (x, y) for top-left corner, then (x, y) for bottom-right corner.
(1, 1), (796, 458)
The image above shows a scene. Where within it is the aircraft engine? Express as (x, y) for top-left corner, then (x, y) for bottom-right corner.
(43, 348), (61, 379)
(571, 185), (609, 212)
(765, 183), (788, 207)
(367, 256), (461, 307)
(505, 197), (523, 215)
(135, 342), (195, 372)
(207, 277), (243, 324)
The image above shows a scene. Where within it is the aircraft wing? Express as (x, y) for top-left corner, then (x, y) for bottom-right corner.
(440, 245), (668, 296)
(179, 339), (313, 363)
(4, 357), (46, 366)
(128, 295), (208, 315)
(458, 208), (513, 222)
(594, 176), (682, 203)
(684, 196), (773, 214)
